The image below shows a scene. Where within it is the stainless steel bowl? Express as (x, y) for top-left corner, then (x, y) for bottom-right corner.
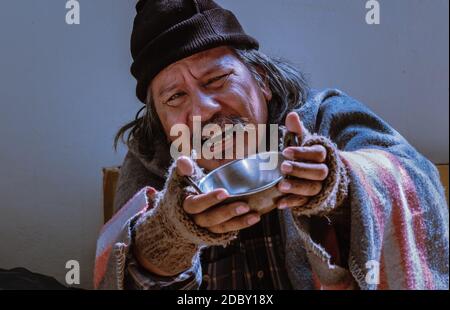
(197, 152), (284, 198)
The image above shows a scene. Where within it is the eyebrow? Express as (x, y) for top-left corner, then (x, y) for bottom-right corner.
(199, 63), (228, 79)
(157, 83), (178, 98)
(156, 63), (230, 98)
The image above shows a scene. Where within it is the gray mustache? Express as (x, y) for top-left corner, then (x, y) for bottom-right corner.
(203, 115), (249, 128)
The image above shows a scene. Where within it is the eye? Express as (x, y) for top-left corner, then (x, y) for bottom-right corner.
(165, 92), (186, 105)
(205, 73), (231, 87)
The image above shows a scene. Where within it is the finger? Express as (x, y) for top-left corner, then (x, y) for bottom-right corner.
(282, 145), (327, 163)
(278, 179), (323, 196)
(193, 202), (250, 228)
(146, 187), (158, 199)
(280, 160), (329, 181)
(144, 187), (158, 211)
(285, 112), (304, 140)
(277, 195), (309, 210)
(183, 189), (229, 214)
(176, 156), (194, 177)
(208, 212), (261, 234)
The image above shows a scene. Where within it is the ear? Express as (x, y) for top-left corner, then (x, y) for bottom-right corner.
(255, 66), (272, 102)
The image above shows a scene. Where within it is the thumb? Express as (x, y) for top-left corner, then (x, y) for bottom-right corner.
(175, 156), (195, 177)
(285, 112), (305, 141)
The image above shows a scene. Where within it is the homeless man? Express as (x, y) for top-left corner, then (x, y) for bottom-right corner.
(94, 0), (449, 290)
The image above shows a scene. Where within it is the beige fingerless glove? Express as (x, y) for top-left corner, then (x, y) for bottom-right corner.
(293, 134), (349, 217)
(133, 159), (237, 275)
(280, 126), (349, 217)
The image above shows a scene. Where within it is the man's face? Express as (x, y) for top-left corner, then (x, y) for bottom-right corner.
(150, 46), (271, 171)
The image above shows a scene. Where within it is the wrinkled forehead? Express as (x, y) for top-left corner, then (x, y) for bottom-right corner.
(151, 46), (240, 88)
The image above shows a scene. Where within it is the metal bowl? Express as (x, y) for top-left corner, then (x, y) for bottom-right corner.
(197, 152), (284, 198)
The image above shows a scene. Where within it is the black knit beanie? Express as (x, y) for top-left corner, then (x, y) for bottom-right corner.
(130, 0), (259, 103)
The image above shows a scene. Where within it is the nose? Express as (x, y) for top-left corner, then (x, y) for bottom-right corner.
(188, 91), (221, 127)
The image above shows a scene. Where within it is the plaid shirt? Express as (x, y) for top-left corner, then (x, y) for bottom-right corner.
(124, 209), (292, 290)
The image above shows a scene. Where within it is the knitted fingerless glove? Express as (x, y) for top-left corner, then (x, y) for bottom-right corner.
(133, 159), (237, 275)
(293, 134), (349, 217)
(280, 126), (349, 217)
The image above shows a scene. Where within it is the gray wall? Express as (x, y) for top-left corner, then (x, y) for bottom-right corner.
(0, 0), (448, 289)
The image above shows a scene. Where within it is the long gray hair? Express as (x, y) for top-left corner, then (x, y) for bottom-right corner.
(114, 48), (310, 161)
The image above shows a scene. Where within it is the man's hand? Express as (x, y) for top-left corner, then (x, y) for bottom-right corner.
(277, 112), (329, 209)
(176, 156), (261, 233)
